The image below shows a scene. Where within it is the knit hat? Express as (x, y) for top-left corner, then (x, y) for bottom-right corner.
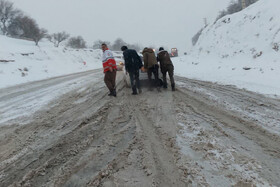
(121, 46), (128, 51)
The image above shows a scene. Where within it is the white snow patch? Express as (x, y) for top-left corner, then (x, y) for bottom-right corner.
(174, 0), (280, 97)
(0, 35), (102, 89)
(176, 112), (273, 186)
(0, 74), (102, 125)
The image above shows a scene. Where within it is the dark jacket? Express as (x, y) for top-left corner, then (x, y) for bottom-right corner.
(142, 48), (158, 69)
(123, 49), (143, 72)
(157, 50), (173, 69)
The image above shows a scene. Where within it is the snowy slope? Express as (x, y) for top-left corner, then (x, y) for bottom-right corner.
(173, 0), (280, 97)
(194, 0), (280, 60)
(0, 35), (103, 88)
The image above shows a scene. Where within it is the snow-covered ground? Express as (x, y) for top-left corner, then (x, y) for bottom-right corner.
(1, 0), (280, 98)
(173, 0), (280, 97)
(0, 0), (279, 186)
(0, 35), (103, 89)
(0, 70), (103, 125)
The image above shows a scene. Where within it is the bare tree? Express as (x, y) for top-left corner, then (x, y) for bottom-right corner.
(67, 36), (86, 49)
(216, 0), (258, 21)
(191, 17), (209, 46)
(227, 0), (242, 15)
(0, 0), (21, 35)
(7, 15), (47, 45)
(14, 15), (37, 39)
(7, 15), (23, 36)
(92, 40), (111, 49)
(216, 10), (228, 21)
(48, 31), (70, 47)
(32, 28), (47, 46)
(112, 38), (127, 51)
(93, 38), (141, 51)
(192, 28), (203, 46)
(127, 43), (142, 52)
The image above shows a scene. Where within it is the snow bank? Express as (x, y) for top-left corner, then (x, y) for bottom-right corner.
(0, 35), (102, 88)
(173, 0), (280, 97)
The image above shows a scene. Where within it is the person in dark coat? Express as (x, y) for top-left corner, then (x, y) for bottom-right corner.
(157, 47), (175, 91)
(142, 47), (161, 91)
(121, 46), (143, 95)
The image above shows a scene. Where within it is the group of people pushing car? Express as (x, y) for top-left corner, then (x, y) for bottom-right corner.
(101, 43), (175, 97)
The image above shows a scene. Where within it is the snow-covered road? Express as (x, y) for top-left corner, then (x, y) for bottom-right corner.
(0, 69), (104, 125)
(0, 70), (279, 186)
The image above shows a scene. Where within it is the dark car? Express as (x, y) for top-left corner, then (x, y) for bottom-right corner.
(125, 53), (163, 87)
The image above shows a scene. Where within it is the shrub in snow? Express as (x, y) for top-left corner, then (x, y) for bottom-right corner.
(1, 0), (47, 46)
(110, 38), (142, 52)
(93, 40), (111, 49)
(111, 38), (127, 51)
(8, 15), (47, 45)
(216, 0), (258, 21)
(67, 36), (86, 49)
(272, 43), (279, 52)
(47, 31), (70, 47)
(192, 28), (203, 46)
(0, 0), (22, 35)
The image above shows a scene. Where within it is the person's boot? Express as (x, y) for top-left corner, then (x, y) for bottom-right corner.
(163, 82), (167, 89)
(132, 87), (138, 95)
(112, 89), (117, 97)
(108, 91), (114, 96)
(171, 84), (175, 91)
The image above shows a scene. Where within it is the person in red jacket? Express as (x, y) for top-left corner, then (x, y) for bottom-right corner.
(101, 43), (117, 97)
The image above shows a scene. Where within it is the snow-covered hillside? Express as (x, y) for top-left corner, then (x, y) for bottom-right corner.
(0, 35), (102, 88)
(195, 0), (280, 60)
(173, 0), (280, 97)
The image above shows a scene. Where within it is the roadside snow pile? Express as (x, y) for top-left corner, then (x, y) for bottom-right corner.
(0, 35), (102, 88)
(173, 0), (280, 97)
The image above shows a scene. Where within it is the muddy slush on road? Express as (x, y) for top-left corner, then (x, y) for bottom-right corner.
(0, 70), (279, 187)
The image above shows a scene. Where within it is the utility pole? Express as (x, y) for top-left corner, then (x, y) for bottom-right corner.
(241, 0), (246, 9)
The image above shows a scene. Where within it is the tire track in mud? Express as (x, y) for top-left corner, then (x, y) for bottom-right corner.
(95, 89), (187, 187)
(0, 78), (106, 170)
(131, 97), (185, 187)
(175, 76), (280, 135)
(0, 84), (109, 186)
(0, 73), (134, 187)
(175, 89), (280, 158)
(174, 78), (280, 186)
(62, 94), (136, 187)
(1, 73), (280, 186)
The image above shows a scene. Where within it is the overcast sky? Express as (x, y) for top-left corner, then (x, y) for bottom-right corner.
(11, 0), (232, 51)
